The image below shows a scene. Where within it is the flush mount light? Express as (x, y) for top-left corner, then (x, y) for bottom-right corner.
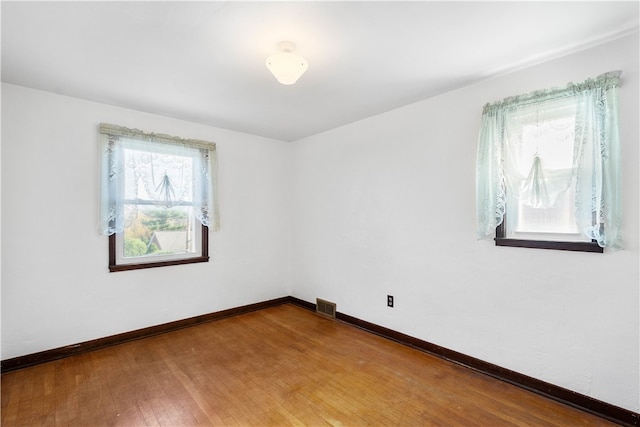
(265, 41), (308, 85)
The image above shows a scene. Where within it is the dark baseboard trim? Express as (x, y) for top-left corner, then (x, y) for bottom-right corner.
(1, 296), (291, 373)
(290, 296), (638, 427)
(3, 295), (638, 426)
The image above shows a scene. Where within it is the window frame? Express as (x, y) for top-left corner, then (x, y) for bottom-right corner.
(477, 73), (622, 254)
(100, 123), (217, 272)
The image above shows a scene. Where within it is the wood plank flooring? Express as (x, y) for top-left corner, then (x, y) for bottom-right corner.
(2, 304), (617, 426)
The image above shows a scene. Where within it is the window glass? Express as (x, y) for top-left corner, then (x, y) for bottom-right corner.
(503, 111), (590, 242)
(116, 143), (202, 265)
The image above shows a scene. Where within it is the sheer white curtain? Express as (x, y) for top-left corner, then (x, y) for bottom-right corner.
(476, 71), (622, 249)
(99, 123), (220, 236)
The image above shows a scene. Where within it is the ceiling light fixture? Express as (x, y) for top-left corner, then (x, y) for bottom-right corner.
(265, 41), (308, 85)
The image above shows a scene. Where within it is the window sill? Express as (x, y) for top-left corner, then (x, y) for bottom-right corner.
(109, 256), (209, 272)
(494, 238), (603, 253)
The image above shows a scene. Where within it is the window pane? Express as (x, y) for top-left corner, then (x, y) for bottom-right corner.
(504, 108), (591, 242)
(519, 116), (575, 172)
(516, 186), (581, 234)
(123, 205), (197, 259)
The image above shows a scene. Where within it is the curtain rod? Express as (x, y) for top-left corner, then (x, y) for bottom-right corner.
(99, 123), (216, 150)
(482, 70), (621, 114)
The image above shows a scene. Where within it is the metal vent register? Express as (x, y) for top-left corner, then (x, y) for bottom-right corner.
(316, 298), (336, 318)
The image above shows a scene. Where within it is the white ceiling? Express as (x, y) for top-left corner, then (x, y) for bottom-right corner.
(2, 1), (638, 141)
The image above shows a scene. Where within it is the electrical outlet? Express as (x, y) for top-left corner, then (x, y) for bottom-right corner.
(387, 295), (394, 307)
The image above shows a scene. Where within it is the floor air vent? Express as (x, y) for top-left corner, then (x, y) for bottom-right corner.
(316, 298), (336, 318)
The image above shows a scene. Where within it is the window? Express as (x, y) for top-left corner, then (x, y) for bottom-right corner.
(99, 124), (219, 271)
(476, 71), (622, 252)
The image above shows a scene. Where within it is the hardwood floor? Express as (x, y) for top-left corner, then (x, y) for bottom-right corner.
(2, 304), (617, 426)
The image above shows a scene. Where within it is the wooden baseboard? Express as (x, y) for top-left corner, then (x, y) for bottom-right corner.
(288, 296), (639, 427)
(3, 295), (638, 426)
(0, 296), (291, 373)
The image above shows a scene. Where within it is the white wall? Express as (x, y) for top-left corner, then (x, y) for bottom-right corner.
(291, 34), (639, 412)
(1, 84), (292, 359)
